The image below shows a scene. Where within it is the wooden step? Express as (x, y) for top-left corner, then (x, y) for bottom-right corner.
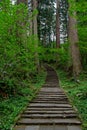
(14, 125), (82, 130)
(17, 118), (81, 125)
(33, 97), (68, 100)
(36, 95), (67, 97)
(31, 101), (69, 104)
(21, 113), (77, 119)
(26, 108), (74, 111)
(39, 91), (62, 93)
(24, 110), (76, 114)
(28, 103), (71, 108)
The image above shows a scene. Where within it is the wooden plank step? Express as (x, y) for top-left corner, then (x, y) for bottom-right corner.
(38, 91), (64, 93)
(28, 106), (72, 108)
(33, 98), (68, 103)
(21, 113), (77, 118)
(14, 125), (82, 130)
(40, 89), (61, 92)
(29, 103), (71, 108)
(38, 94), (65, 96)
(37, 95), (66, 97)
(14, 125), (39, 130)
(24, 110), (76, 114)
(35, 97), (67, 100)
(39, 125), (82, 130)
(39, 91), (62, 93)
(31, 101), (69, 104)
(17, 118), (81, 125)
(37, 95), (66, 98)
(26, 108), (74, 111)
(35, 98), (68, 101)
(37, 93), (66, 95)
(33, 98), (68, 100)
(33, 97), (68, 100)
(38, 93), (65, 95)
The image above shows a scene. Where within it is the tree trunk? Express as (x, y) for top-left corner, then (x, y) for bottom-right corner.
(16, 0), (28, 45)
(56, 0), (60, 48)
(29, 0), (33, 36)
(32, 0), (40, 72)
(68, 2), (82, 77)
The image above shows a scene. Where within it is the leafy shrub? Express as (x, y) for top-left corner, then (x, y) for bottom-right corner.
(0, 1), (39, 96)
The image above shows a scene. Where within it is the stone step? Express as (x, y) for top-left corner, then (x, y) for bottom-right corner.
(26, 108), (74, 111)
(41, 86), (59, 88)
(21, 113), (77, 118)
(33, 98), (68, 100)
(39, 90), (63, 93)
(14, 125), (82, 130)
(24, 110), (76, 114)
(36, 96), (66, 98)
(38, 93), (65, 96)
(28, 103), (71, 108)
(38, 94), (65, 96)
(38, 91), (64, 93)
(33, 99), (68, 102)
(17, 118), (81, 125)
(35, 98), (68, 100)
(37, 95), (66, 98)
(39, 90), (64, 94)
(31, 101), (69, 104)
(38, 93), (65, 94)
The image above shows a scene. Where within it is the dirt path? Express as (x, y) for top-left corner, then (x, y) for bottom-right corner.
(14, 66), (82, 130)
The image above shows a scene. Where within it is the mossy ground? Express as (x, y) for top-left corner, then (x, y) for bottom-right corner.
(57, 69), (87, 130)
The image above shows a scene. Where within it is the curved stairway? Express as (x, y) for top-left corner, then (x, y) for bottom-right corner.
(14, 66), (82, 130)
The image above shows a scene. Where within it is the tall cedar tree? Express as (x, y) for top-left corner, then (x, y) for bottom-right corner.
(32, 0), (40, 72)
(17, 0), (40, 72)
(56, 0), (60, 47)
(68, 0), (82, 77)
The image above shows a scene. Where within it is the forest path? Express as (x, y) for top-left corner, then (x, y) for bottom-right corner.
(14, 66), (82, 130)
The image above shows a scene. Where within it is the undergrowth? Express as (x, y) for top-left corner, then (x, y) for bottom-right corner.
(0, 70), (46, 130)
(57, 69), (87, 130)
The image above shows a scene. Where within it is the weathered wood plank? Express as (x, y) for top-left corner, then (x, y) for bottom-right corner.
(67, 126), (82, 130)
(17, 118), (81, 125)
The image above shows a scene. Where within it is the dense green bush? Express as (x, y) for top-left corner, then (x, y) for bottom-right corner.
(40, 43), (69, 69)
(0, 1), (39, 96)
(79, 41), (87, 70)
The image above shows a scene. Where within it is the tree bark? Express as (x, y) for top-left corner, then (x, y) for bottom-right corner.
(16, 0), (28, 44)
(56, 0), (60, 48)
(68, 2), (82, 77)
(32, 0), (40, 72)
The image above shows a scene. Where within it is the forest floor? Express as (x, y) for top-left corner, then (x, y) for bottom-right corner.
(14, 66), (81, 130)
(0, 71), (46, 130)
(57, 69), (87, 130)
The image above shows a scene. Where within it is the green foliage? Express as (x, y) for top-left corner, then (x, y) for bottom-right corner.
(40, 43), (69, 69)
(0, 2), (47, 129)
(57, 69), (87, 130)
(0, 70), (46, 130)
(78, 41), (87, 70)
(0, 1), (40, 96)
(75, 0), (87, 71)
